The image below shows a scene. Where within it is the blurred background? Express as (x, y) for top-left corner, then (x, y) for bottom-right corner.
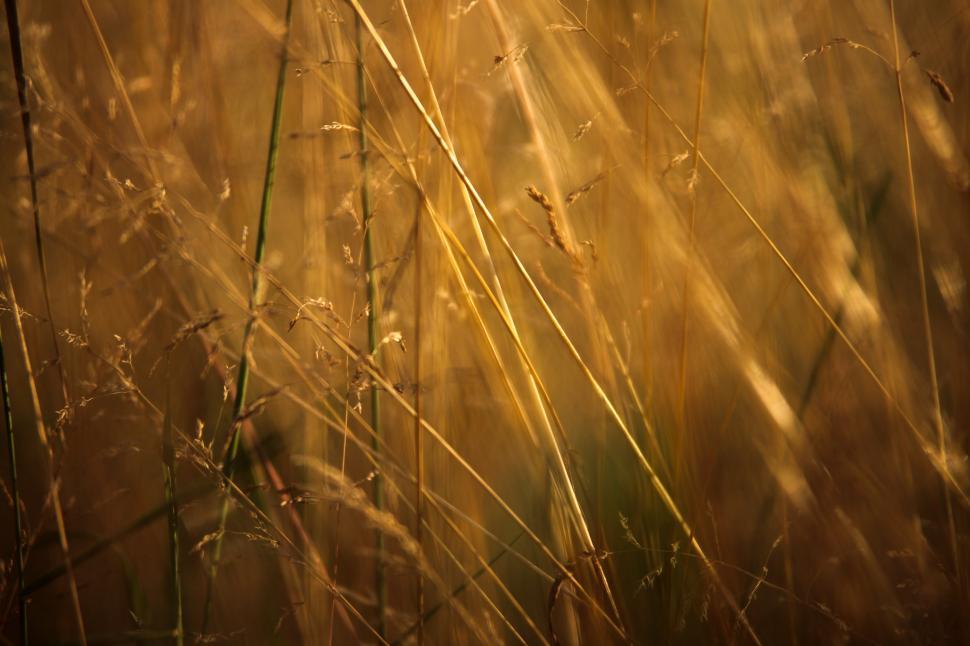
(1, 0), (969, 643)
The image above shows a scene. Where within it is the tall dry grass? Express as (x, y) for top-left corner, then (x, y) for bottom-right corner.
(2, 0), (969, 643)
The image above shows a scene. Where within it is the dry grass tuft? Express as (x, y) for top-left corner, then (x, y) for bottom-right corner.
(2, 0), (969, 643)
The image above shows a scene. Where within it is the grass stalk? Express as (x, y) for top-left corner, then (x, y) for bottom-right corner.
(78, 0), (160, 180)
(201, 0), (294, 632)
(70, 14), (336, 627)
(4, 0), (69, 407)
(181, 189), (555, 643)
(0, 240), (86, 644)
(327, 242), (365, 646)
(355, 55), (614, 637)
(1, 314), (27, 642)
(887, 0), (960, 585)
(11, 3), (970, 641)
(406, 0), (623, 626)
(188, 190), (622, 638)
(353, 10), (386, 638)
(346, 3), (728, 640)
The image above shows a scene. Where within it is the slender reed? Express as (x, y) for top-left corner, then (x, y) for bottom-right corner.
(201, 0), (294, 632)
(72, 6), (353, 628)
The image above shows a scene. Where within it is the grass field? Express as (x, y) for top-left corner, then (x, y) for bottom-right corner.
(2, 0), (969, 643)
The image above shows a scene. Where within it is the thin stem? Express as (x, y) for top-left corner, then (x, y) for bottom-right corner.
(888, 0), (960, 585)
(201, 0), (294, 633)
(354, 10), (386, 638)
(0, 240), (86, 645)
(5, 0), (69, 407)
(1, 319), (26, 642)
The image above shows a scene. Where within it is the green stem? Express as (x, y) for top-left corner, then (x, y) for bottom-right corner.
(1, 326), (26, 642)
(201, 0), (294, 632)
(355, 11), (385, 638)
